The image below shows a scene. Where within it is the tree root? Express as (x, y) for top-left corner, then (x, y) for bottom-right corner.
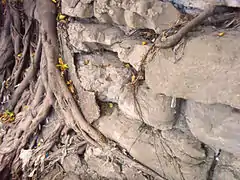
(155, 5), (216, 49)
(110, 146), (168, 180)
(37, 0), (107, 146)
(0, 6), (14, 90)
(8, 36), (42, 111)
(9, 3), (22, 56)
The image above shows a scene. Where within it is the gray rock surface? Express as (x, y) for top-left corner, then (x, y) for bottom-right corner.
(118, 83), (176, 130)
(61, 34), (100, 123)
(63, 173), (80, 180)
(62, 154), (82, 175)
(68, 23), (125, 49)
(213, 151), (240, 180)
(185, 100), (240, 156)
(162, 128), (206, 165)
(61, 1), (240, 179)
(76, 52), (131, 102)
(146, 29), (240, 109)
(94, 0), (179, 33)
(84, 146), (123, 179)
(110, 39), (152, 71)
(67, 22), (153, 71)
(62, 0), (94, 18)
(171, 0), (240, 10)
(96, 108), (212, 180)
(84, 145), (152, 180)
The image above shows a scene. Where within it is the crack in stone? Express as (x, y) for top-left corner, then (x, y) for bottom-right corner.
(207, 149), (221, 180)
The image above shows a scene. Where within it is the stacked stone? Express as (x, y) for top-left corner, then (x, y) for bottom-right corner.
(61, 0), (240, 179)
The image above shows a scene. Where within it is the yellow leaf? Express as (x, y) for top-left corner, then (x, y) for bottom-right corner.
(2, 0), (6, 5)
(0, 110), (15, 123)
(4, 80), (9, 89)
(58, 57), (64, 65)
(68, 84), (75, 94)
(218, 32), (225, 37)
(56, 63), (69, 71)
(108, 103), (113, 108)
(52, 0), (57, 3)
(62, 64), (69, 69)
(142, 41), (147, 45)
(58, 14), (66, 21)
(66, 80), (72, 85)
(9, 117), (15, 122)
(31, 53), (35, 57)
(59, 19), (67, 23)
(124, 63), (130, 68)
(131, 75), (136, 82)
(84, 59), (90, 65)
(66, 80), (75, 93)
(37, 142), (41, 147)
(17, 53), (22, 58)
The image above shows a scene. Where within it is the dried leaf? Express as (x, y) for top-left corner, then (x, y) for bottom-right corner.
(108, 103), (113, 108)
(124, 63), (130, 68)
(59, 19), (67, 23)
(58, 57), (64, 64)
(4, 80), (9, 89)
(56, 63), (69, 71)
(57, 14), (66, 21)
(68, 84), (75, 94)
(131, 75), (136, 83)
(1, 0), (6, 5)
(60, 71), (64, 77)
(57, 58), (69, 71)
(66, 80), (73, 85)
(218, 32), (225, 37)
(84, 59), (90, 65)
(0, 110), (15, 123)
(142, 41), (147, 45)
(66, 80), (75, 93)
(17, 53), (22, 58)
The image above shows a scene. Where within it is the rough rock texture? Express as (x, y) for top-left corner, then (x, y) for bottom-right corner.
(76, 52), (131, 102)
(94, 0), (180, 33)
(185, 100), (240, 156)
(62, 0), (94, 18)
(146, 29), (240, 109)
(60, 1), (240, 179)
(213, 151), (240, 180)
(63, 173), (80, 180)
(118, 83), (176, 130)
(62, 154), (82, 175)
(110, 39), (152, 71)
(170, 0), (240, 10)
(67, 22), (153, 71)
(68, 22), (125, 50)
(96, 108), (212, 180)
(84, 145), (155, 180)
(84, 146), (123, 179)
(61, 34), (100, 123)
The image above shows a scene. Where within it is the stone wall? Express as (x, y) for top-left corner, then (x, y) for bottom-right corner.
(60, 0), (240, 179)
